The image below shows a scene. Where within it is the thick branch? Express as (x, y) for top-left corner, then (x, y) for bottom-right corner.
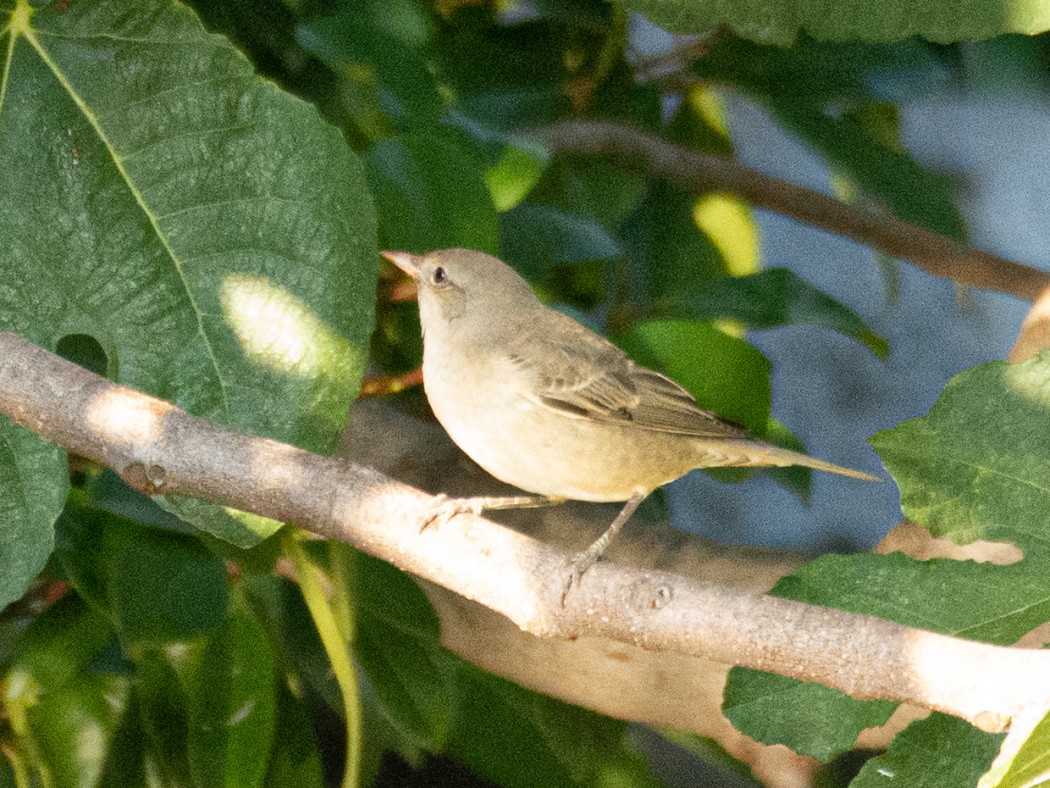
(534, 120), (1050, 303)
(1, 330), (1048, 732)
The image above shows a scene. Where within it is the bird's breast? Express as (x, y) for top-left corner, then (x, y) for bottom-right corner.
(421, 345), (701, 501)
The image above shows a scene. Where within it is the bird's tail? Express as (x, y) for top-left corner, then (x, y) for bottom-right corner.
(727, 441), (882, 481)
(779, 450), (881, 481)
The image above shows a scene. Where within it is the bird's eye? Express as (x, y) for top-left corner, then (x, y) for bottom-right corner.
(431, 266), (447, 285)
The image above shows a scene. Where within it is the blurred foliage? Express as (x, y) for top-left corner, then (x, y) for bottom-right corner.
(2, 0), (1047, 785)
(618, 0), (1050, 45)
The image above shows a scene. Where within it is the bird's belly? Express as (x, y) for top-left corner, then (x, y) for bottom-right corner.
(426, 377), (696, 501)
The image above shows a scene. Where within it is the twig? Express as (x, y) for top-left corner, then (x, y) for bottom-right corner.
(358, 367), (423, 398)
(631, 32), (726, 84)
(1, 331), (1048, 732)
(533, 120), (1050, 303)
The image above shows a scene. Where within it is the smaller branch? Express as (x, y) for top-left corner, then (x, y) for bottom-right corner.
(533, 120), (1050, 303)
(358, 367), (422, 398)
(631, 31), (726, 84)
(2, 331), (1050, 732)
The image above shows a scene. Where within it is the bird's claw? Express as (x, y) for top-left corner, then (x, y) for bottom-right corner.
(420, 494), (482, 532)
(558, 550), (602, 606)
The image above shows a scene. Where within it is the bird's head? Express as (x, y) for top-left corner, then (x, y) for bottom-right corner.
(381, 248), (539, 334)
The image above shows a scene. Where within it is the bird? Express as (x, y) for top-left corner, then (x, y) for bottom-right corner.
(382, 248), (878, 588)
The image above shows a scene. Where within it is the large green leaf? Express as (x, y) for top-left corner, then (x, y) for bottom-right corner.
(618, 0), (1050, 44)
(726, 355), (1050, 758)
(56, 502), (230, 648)
(128, 592), (278, 787)
(620, 182), (731, 308)
(264, 682), (325, 788)
(26, 674), (133, 788)
(366, 128), (498, 254)
(354, 552), (456, 754)
(724, 548), (1050, 760)
(0, 0), (377, 553)
(168, 599), (277, 788)
(659, 268), (887, 357)
(0, 419), (66, 608)
(448, 660), (659, 788)
(4, 594), (116, 697)
(134, 650), (193, 783)
(872, 354), (1050, 555)
(722, 668), (894, 761)
(980, 706), (1050, 788)
(499, 202), (622, 277)
(297, 0), (440, 131)
(853, 714), (1002, 787)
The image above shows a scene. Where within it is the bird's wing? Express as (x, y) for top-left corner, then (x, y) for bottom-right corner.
(506, 312), (747, 440)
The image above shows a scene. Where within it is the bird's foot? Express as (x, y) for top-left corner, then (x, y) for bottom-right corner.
(558, 549), (603, 606)
(421, 493), (563, 531)
(420, 494), (483, 531)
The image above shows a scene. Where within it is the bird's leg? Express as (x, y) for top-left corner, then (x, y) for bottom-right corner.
(561, 491), (647, 602)
(421, 493), (565, 531)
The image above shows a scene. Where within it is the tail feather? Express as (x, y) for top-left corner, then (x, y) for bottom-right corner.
(718, 441), (881, 481)
(775, 449), (881, 481)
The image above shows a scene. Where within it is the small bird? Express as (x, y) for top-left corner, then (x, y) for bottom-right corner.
(382, 248), (877, 586)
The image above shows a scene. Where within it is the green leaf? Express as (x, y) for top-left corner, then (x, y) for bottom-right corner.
(660, 268), (887, 357)
(94, 689), (152, 788)
(297, 0), (441, 128)
(434, 13), (573, 131)
(618, 0), (1050, 44)
(724, 513), (1050, 760)
(26, 674), (133, 788)
(666, 85), (735, 158)
(256, 576), (344, 717)
(5, 595), (116, 698)
(533, 158), (647, 230)
(134, 650), (192, 783)
(4, 596), (124, 785)
(617, 319), (771, 435)
(620, 182), (730, 308)
(486, 141), (549, 212)
(0, 418), (67, 608)
(980, 707), (1050, 788)
(366, 129), (498, 254)
(158, 499), (282, 550)
(499, 202), (622, 277)
(724, 547), (1049, 756)
(658, 729), (760, 785)
(722, 668), (895, 761)
(853, 714), (1002, 787)
(0, 0), (377, 547)
(871, 354), (1050, 555)
(691, 37), (965, 240)
(776, 551), (1050, 646)
(264, 682), (324, 788)
(355, 552), (455, 753)
(86, 469), (193, 534)
(110, 530), (229, 649)
(774, 103), (965, 241)
(167, 598), (277, 788)
(55, 503), (230, 647)
(448, 660), (658, 788)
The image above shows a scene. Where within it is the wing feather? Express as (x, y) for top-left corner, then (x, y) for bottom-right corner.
(506, 311), (746, 440)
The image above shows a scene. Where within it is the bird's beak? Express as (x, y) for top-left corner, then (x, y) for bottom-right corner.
(380, 250), (423, 279)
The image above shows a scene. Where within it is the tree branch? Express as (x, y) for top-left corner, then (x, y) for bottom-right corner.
(533, 120), (1050, 303)
(1, 330), (1048, 733)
